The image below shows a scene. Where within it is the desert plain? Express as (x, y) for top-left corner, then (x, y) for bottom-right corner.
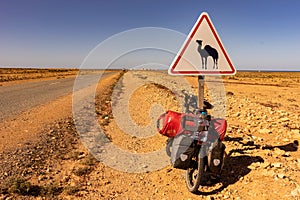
(0, 68), (299, 199)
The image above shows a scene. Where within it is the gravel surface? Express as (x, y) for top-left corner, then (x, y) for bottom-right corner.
(0, 70), (299, 199)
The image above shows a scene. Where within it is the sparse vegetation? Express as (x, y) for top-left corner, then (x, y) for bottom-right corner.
(0, 68), (78, 82)
(4, 177), (32, 195)
(95, 69), (127, 127)
(0, 177), (62, 197)
(258, 101), (282, 108)
(39, 183), (62, 197)
(227, 75), (238, 80)
(73, 167), (92, 176)
(64, 185), (82, 195)
(80, 154), (98, 166)
(66, 151), (85, 160)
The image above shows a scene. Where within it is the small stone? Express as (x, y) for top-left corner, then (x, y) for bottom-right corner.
(142, 164), (148, 168)
(166, 168), (172, 173)
(259, 128), (271, 134)
(248, 162), (260, 170)
(38, 175), (46, 181)
(284, 152), (291, 157)
(273, 148), (285, 156)
(251, 135), (257, 140)
(272, 162), (283, 168)
(282, 138), (289, 142)
(277, 173), (285, 179)
(227, 91), (234, 96)
(261, 162), (271, 169)
(78, 154), (86, 159)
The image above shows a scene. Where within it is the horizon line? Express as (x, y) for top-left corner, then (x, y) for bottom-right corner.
(0, 66), (299, 73)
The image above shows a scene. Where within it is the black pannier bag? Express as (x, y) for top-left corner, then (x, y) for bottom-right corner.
(205, 118), (227, 174)
(170, 133), (195, 169)
(158, 111), (199, 169)
(207, 141), (225, 174)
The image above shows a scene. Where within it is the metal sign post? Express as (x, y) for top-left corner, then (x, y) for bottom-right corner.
(198, 75), (205, 110)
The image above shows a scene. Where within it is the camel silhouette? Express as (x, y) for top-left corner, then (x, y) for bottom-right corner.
(196, 40), (218, 70)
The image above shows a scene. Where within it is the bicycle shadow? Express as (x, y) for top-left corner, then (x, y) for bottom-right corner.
(195, 137), (299, 196)
(181, 90), (212, 113)
(195, 135), (264, 195)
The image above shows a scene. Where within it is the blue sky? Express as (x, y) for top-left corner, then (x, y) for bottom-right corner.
(0, 0), (300, 70)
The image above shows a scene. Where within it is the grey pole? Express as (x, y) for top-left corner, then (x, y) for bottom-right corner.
(198, 75), (205, 110)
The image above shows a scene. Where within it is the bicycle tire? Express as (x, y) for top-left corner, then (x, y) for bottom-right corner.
(185, 152), (205, 193)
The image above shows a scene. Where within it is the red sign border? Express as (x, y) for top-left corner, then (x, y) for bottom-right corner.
(169, 13), (236, 75)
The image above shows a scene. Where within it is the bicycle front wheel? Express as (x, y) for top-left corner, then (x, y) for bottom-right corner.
(185, 153), (205, 193)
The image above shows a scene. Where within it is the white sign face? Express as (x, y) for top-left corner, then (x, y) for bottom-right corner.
(169, 12), (236, 75)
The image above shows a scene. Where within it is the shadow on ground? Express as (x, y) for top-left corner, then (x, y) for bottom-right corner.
(194, 136), (298, 195)
(262, 140), (298, 152)
(194, 136), (264, 195)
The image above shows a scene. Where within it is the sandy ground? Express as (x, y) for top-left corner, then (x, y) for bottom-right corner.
(0, 70), (299, 199)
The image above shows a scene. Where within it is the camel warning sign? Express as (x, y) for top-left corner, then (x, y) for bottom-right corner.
(168, 12), (236, 75)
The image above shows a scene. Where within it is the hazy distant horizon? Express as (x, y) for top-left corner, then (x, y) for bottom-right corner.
(1, 65), (299, 73)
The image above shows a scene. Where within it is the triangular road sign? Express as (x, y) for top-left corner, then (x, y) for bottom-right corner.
(169, 12), (236, 75)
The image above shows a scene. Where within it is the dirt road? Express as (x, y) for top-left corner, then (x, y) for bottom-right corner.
(0, 72), (116, 121)
(0, 70), (299, 199)
(0, 71), (119, 151)
(0, 77), (75, 121)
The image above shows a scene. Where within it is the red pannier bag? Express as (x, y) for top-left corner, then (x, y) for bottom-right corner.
(157, 110), (198, 138)
(210, 118), (227, 141)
